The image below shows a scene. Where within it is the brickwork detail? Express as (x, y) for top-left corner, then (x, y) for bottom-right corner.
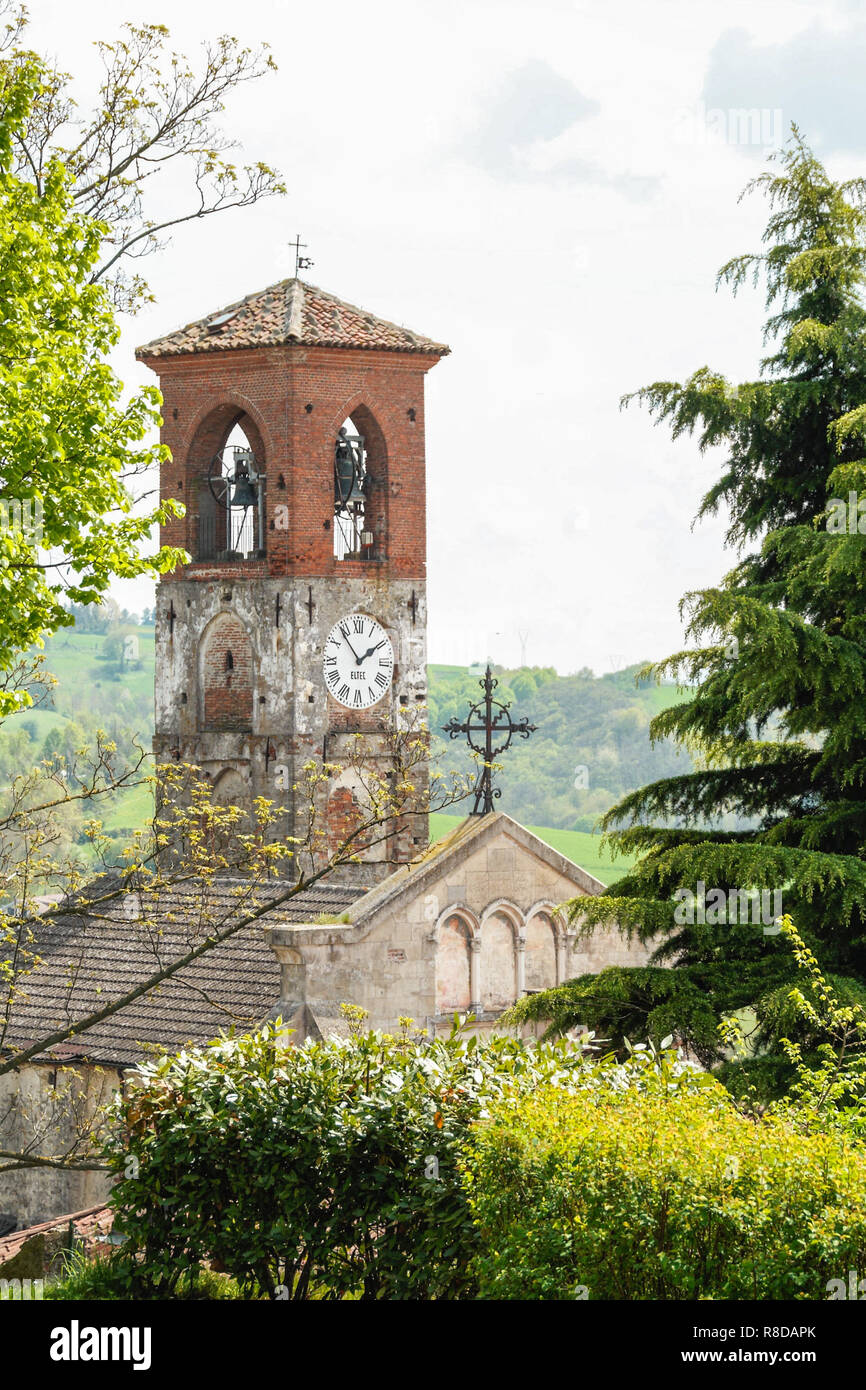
(201, 613), (253, 730)
(326, 785), (366, 859)
(141, 346), (436, 581)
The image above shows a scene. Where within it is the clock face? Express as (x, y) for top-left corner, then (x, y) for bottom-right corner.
(323, 613), (395, 710)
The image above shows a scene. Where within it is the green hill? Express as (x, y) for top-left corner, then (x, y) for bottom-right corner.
(428, 661), (691, 831)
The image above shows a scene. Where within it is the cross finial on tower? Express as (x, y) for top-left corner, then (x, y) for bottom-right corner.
(289, 233), (314, 277)
(442, 666), (537, 815)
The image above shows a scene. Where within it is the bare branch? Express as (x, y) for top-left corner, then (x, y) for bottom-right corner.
(5, 19), (285, 311)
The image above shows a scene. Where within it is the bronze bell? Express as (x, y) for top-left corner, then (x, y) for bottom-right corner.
(230, 475), (258, 509)
(230, 447), (258, 509)
(334, 430), (366, 507)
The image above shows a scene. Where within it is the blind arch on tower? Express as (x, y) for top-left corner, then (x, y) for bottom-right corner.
(211, 768), (250, 806)
(324, 768), (388, 864)
(199, 611), (254, 731)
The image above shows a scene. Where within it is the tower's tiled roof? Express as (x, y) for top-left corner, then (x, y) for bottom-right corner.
(136, 279), (450, 360)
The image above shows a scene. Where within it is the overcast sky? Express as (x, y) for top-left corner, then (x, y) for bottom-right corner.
(24, 0), (866, 674)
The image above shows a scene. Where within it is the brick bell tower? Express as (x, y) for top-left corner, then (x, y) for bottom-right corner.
(136, 278), (448, 887)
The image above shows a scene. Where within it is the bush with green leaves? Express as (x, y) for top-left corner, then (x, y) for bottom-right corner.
(104, 1022), (704, 1300)
(464, 1078), (866, 1300)
(44, 1250), (245, 1301)
(753, 917), (866, 1139)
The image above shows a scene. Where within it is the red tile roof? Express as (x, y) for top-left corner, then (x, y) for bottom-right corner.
(136, 279), (450, 360)
(0, 1204), (114, 1267)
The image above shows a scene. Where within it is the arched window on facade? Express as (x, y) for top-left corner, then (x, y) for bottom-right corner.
(481, 913), (517, 1012)
(435, 915), (473, 1014)
(525, 913), (558, 994)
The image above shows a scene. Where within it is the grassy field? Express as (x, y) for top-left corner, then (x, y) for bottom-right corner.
(40, 626), (155, 690)
(99, 781), (154, 833)
(94, 803), (632, 880)
(428, 812), (635, 886)
(4, 627), (157, 836)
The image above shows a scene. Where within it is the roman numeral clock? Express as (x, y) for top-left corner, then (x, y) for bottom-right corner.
(138, 274), (448, 888)
(324, 614), (395, 710)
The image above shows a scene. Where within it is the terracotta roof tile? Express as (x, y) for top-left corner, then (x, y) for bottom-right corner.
(136, 279), (449, 360)
(0, 1203), (114, 1265)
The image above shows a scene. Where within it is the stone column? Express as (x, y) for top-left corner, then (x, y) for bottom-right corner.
(515, 936), (526, 997)
(264, 928), (307, 1006)
(556, 933), (568, 985)
(470, 937), (482, 1014)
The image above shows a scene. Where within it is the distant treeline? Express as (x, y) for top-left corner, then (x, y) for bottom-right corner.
(428, 663), (695, 832)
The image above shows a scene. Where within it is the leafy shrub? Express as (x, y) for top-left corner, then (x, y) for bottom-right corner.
(463, 1081), (866, 1300)
(44, 1249), (245, 1301)
(105, 1024), (703, 1300)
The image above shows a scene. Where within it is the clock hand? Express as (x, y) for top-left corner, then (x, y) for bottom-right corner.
(340, 629), (363, 662)
(355, 639), (386, 665)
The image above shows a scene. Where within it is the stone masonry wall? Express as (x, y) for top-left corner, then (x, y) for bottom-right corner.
(0, 1065), (117, 1231)
(268, 823), (653, 1033)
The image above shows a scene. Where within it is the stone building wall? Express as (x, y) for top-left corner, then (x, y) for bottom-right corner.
(266, 816), (653, 1034)
(154, 573), (428, 885)
(0, 1064), (117, 1231)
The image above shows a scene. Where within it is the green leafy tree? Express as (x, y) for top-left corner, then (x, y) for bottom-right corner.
(0, 58), (184, 708)
(0, 8), (285, 704)
(509, 133), (866, 1091)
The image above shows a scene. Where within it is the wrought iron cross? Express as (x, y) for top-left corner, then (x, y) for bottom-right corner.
(290, 233), (314, 276)
(442, 665), (537, 815)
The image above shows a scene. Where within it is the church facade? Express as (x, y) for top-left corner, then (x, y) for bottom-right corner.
(265, 810), (650, 1040)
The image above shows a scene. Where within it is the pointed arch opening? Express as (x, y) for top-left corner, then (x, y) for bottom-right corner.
(333, 405), (387, 561)
(187, 406), (267, 563)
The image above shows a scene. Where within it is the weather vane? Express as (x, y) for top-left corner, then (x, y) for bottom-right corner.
(442, 665), (537, 815)
(290, 233), (314, 277)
